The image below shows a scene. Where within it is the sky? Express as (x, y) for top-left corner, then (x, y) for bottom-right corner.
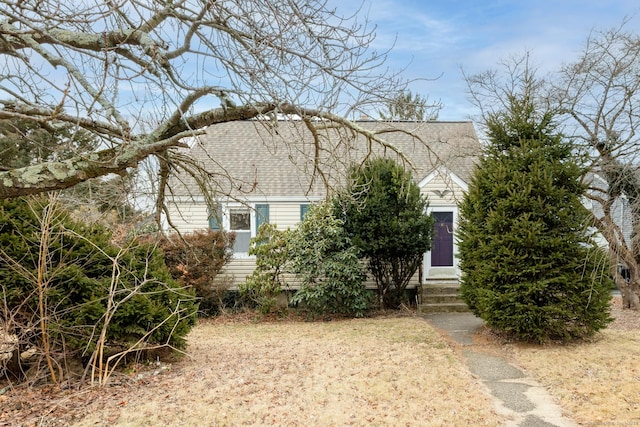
(338, 0), (640, 121)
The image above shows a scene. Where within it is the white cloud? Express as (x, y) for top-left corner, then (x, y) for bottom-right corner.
(322, 0), (640, 119)
(342, 0), (640, 119)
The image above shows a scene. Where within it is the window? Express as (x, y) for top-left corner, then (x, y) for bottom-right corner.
(300, 204), (310, 221)
(215, 204), (270, 254)
(230, 207), (251, 253)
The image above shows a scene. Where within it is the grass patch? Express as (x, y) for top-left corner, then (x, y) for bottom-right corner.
(72, 316), (503, 426)
(509, 329), (640, 425)
(8, 299), (637, 426)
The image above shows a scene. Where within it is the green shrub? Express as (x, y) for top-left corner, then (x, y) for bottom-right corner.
(0, 196), (197, 381)
(239, 223), (291, 314)
(289, 202), (369, 317)
(336, 157), (434, 308)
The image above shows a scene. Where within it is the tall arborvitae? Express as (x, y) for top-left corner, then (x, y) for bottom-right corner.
(457, 96), (613, 342)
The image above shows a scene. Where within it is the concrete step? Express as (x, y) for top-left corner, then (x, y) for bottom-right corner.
(419, 281), (469, 312)
(423, 284), (461, 295)
(422, 294), (463, 304)
(423, 278), (459, 285)
(418, 302), (470, 313)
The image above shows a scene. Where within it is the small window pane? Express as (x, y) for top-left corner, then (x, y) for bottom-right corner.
(300, 204), (310, 221)
(234, 231), (251, 253)
(230, 208), (250, 230)
(433, 211), (453, 223)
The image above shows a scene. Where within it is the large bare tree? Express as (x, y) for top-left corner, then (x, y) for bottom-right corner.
(553, 21), (640, 310)
(0, 0), (407, 216)
(465, 21), (640, 310)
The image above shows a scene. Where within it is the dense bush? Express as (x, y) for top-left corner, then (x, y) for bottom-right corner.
(289, 202), (370, 317)
(457, 97), (613, 343)
(157, 229), (235, 316)
(337, 158), (434, 308)
(0, 196), (197, 383)
(240, 223), (291, 314)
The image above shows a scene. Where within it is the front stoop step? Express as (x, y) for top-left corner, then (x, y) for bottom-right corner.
(419, 302), (470, 313)
(418, 282), (470, 313)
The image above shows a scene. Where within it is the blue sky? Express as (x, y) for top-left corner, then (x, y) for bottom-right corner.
(340, 0), (640, 120)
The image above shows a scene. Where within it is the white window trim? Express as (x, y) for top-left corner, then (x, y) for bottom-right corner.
(223, 203), (259, 258)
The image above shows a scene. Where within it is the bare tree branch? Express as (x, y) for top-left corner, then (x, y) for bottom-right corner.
(0, 0), (408, 208)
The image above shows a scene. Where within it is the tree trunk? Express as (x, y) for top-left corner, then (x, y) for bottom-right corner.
(614, 268), (640, 310)
(619, 280), (640, 310)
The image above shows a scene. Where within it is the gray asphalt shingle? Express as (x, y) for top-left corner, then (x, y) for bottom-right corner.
(172, 119), (481, 198)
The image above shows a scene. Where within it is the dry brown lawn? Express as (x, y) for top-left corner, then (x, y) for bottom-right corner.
(504, 297), (640, 426)
(1, 298), (639, 426)
(73, 315), (503, 426)
(1, 314), (504, 426)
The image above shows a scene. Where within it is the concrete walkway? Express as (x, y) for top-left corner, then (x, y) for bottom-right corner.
(423, 313), (577, 427)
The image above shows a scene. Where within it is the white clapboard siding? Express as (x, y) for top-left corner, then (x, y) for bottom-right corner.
(420, 172), (466, 205)
(268, 203), (305, 230)
(166, 202), (209, 232)
(223, 257), (421, 291)
(167, 200), (310, 234)
(221, 257), (257, 287)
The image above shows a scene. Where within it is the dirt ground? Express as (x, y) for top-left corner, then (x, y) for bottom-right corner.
(0, 298), (638, 427)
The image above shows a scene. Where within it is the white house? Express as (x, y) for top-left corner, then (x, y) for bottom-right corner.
(166, 119), (481, 288)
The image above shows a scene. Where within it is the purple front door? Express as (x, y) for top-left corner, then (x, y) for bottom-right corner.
(431, 211), (454, 267)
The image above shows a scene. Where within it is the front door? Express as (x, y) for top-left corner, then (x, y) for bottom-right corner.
(431, 211), (454, 267)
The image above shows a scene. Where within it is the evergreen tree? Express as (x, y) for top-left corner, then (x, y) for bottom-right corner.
(0, 116), (98, 170)
(338, 158), (434, 308)
(457, 96), (613, 342)
(0, 196), (197, 381)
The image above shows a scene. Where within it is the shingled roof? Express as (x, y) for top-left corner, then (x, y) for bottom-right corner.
(173, 119), (481, 199)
